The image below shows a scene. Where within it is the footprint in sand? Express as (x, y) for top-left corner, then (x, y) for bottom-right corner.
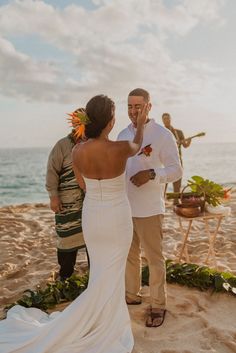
(205, 327), (236, 353)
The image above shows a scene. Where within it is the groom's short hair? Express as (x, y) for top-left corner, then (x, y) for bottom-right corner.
(128, 88), (150, 102)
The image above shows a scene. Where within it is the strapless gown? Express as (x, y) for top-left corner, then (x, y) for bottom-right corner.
(0, 173), (134, 353)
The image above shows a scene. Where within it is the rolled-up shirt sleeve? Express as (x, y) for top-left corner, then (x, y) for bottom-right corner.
(154, 133), (183, 184)
(45, 142), (63, 197)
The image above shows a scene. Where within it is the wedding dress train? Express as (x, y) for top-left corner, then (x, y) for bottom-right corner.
(0, 173), (134, 353)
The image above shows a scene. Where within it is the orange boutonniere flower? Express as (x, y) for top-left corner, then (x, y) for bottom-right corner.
(138, 144), (152, 157)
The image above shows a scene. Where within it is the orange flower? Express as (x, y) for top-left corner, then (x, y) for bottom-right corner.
(67, 109), (90, 139)
(138, 144), (152, 157)
(223, 188), (231, 200)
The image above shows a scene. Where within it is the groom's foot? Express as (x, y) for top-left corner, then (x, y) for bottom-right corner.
(145, 308), (166, 327)
(126, 300), (142, 305)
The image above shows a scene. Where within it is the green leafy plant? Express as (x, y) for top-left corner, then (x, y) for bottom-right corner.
(167, 175), (229, 207)
(187, 175), (225, 207)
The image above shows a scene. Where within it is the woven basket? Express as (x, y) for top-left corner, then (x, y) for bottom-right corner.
(174, 204), (201, 218)
(180, 185), (205, 212)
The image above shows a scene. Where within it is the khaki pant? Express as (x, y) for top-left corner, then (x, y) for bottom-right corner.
(173, 178), (182, 193)
(125, 215), (166, 309)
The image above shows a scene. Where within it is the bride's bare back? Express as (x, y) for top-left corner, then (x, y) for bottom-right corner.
(72, 139), (136, 181)
(71, 95), (148, 189)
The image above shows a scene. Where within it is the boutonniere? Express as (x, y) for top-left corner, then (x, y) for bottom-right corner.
(138, 144), (152, 157)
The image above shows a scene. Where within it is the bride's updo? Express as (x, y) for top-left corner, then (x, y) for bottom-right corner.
(85, 95), (115, 138)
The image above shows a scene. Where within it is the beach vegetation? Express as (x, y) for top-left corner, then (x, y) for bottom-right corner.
(5, 273), (89, 312)
(5, 262), (236, 313)
(143, 260), (236, 295)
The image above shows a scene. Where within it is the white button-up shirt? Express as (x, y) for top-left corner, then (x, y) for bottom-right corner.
(117, 119), (183, 217)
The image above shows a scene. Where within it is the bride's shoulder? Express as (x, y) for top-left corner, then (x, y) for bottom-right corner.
(72, 140), (88, 159)
(111, 140), (134, 156)
(74, 139), (92, 150)
(113, 139), (129, 145)
(111, 140), (130, 149)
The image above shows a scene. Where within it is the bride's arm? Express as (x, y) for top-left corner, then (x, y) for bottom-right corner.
(125, 104), (147, 156)
(73, 163), (86, 191)
(72, 146), (86, 191)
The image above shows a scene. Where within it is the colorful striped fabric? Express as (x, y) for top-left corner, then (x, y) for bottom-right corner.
(46, 134), (85, 251)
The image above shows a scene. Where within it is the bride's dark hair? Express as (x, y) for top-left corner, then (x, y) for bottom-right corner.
(85, 95), (115, 138)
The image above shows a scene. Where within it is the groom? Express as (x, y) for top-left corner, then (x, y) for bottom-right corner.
(118, 88), (182, 327)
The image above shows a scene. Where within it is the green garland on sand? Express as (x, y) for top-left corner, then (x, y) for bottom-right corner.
(5, 261), (236, 313)
(143, 260), (236, 294)
(6, 273), (89, 312)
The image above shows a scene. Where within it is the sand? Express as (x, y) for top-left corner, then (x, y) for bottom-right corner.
(0, 194), (235, 353)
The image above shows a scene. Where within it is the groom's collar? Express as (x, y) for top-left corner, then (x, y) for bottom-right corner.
(128, 118), (155, 133)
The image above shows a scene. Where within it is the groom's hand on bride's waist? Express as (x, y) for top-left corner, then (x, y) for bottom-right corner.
(130, 170), (152, 187)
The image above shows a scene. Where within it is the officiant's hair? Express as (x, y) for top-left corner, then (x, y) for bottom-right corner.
(128, 88), (150, 102)
(85, 95), (115, 138)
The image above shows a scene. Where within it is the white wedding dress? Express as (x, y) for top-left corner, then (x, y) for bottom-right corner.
(0, 173), (134, 353)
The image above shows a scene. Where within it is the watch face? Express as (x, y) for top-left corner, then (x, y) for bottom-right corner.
(149, 170), (156, 180)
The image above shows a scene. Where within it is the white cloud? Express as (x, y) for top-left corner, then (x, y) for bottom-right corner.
(0, 0), (228, 106)
(182, 0), (226, 23)
(0, 0), (226, 48)
(0, 0), (235, 147)
(0, 36), (61, 101)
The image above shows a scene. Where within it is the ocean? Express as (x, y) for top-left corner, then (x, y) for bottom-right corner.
(0, 143), (235, 206)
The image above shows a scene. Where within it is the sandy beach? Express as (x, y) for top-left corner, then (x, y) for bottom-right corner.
(0, 194), (235, 353)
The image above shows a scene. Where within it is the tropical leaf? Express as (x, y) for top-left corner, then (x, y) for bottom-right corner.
(190, 176), (204, 183)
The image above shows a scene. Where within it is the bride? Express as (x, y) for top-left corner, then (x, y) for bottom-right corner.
(0, 95), (147, 353)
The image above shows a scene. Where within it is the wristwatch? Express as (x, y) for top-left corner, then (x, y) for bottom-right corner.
(149, 169), (156, 180)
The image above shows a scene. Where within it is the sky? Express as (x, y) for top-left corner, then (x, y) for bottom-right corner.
(0, 0), (235, 148)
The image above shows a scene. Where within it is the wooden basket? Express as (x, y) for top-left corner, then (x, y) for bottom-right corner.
(180, 185), (205, 212)
(174, 204), (201, 218)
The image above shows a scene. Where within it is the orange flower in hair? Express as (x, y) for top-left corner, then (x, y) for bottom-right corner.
(67, 108), (90, 139)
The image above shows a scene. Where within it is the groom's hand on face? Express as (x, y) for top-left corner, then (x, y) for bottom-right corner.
(130, 170), (150, 187)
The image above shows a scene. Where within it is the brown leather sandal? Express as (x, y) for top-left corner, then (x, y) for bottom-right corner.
(126, 299), (142, 305)
(145, 309), (166, 327)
